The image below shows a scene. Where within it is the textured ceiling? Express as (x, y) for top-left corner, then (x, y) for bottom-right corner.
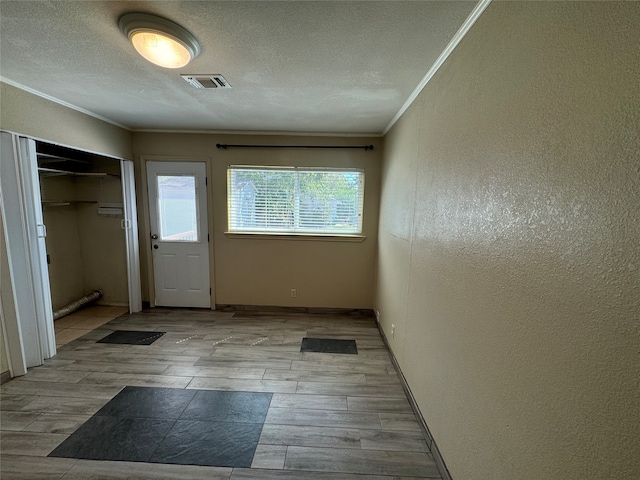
(0, 1), (477, 134)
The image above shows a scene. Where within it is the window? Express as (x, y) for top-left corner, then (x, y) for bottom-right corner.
(157, 175), (199, 242)
(227, 166), (365, 235)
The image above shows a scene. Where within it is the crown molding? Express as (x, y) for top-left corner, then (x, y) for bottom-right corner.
(383, 0), (492, 135)
(0, 77), (131, 131)
(132, 129), (383, 138)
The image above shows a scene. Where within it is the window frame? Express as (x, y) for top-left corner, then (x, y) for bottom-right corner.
(226, 165), (366, 239)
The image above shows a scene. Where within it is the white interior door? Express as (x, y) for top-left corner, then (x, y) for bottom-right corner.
(146, 161), (210, 308)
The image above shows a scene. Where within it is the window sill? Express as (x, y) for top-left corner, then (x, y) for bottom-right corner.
(224, 232), (367, 242)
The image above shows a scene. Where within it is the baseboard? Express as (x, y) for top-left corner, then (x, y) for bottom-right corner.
(0, 370), (11, 385)
(215, 304), (375, 317)
(377, 324), (453, 480)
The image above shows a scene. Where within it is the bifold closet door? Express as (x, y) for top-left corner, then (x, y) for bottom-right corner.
(0, 131), (55, 373)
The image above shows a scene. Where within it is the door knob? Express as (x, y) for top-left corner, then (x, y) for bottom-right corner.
(151, 234), (159, 239)
(153, 244), (159, 249)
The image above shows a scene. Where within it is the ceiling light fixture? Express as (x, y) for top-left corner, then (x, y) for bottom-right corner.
(118, 13), (200, 68)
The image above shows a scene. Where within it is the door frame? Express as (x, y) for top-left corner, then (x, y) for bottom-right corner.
(140, 156), (215, 309)
(121, 160), (143, 313)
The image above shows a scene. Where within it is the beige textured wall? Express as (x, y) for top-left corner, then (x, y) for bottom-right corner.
(40, 176), (85, 310)
(0, 318), (7, 375)
(0, 82), (132, 160)
(41, 163), (128, 309)
(133, 133), (381, 308)
(75, 159), (128, 306)
(376, 2), (639, 480)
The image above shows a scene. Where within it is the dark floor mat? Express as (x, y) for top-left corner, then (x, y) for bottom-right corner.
(49, 386), (272, 468)
(96, 330), (165, 345)
(301, 337), (358, 354)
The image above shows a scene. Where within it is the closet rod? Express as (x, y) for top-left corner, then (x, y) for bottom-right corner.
(216, 144), (374, 151)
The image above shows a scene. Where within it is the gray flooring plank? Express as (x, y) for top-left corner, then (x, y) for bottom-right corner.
(259, 424), (361, 449)
(230, 468), (404, 479)
(0, 431), (68, 456)
(162, 365), (265, 379)
(250, 445), (287, 469)
(0, 394), (39, 411)
(347, 396), (413, 413)
(14, 396), (108, 416)
(60, 460), (232, 479)
(270, 393), (348, 411)
(296, 382), (407, 398)
(195, 358), (293, 370)
(291, 361), (395, 375)
(0, 381), (122, 399)
(265, 408), (381, 430)
(187, 377), (297, 393)
(263, 369), (366, 384)
(22, 414), (92, 434)
(379, 413), (423, 431)
(0, 411), (41, 431)
(17, 369), (89, 383)
(359, 430), (429, 452)
(284, 446), (440, 477)
(79, 373), (192, 389)
(62, 361), (170, 375)
(210, 347), (303, 361)
(0, 454), (77, 480)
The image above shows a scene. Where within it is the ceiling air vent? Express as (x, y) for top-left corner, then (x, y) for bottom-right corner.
(181, 74), (231, 89)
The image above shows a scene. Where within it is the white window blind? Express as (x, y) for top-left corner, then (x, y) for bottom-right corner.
(227, 166), (365, 235)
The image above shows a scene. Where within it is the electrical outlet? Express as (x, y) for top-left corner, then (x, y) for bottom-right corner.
(391, 324), (395, 338)
(291, 289), (297, 298)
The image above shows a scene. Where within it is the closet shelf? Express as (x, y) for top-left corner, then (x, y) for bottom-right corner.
(42, 200), (98, 207)
(37, 153), (90, 165)
(38, 167), (120, 178)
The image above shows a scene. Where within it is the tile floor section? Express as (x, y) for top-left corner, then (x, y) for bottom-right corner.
(50, 387), (270, 467)
(1, 308), (441, 479)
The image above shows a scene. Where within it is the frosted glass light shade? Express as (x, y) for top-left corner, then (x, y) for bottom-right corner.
(119, 13), (200, 69)
(130, 31), (192, 68)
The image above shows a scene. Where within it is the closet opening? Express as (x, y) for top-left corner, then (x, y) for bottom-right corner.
(36, 141), (133, 347)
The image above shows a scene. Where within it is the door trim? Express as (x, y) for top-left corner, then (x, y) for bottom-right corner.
(140, 156), (214, 309)
(121, 160), (143, 313)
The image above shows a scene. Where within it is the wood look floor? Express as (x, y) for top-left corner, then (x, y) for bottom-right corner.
(0, 308), (440, 479)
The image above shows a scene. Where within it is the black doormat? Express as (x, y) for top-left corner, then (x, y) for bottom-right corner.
(96, 330), (165, 345)
(300, 337), (358, 354)
(49, 386), (272, 468)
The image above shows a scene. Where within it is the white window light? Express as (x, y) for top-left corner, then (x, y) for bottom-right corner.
(119, 13), (201, 69)
(227, 166), (365, 235)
